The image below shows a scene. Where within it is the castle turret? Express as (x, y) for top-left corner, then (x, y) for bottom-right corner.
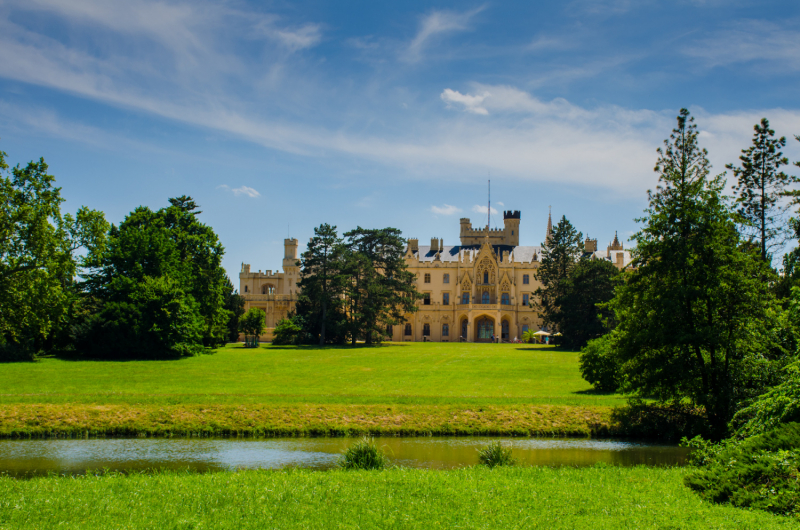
(584, 236), (598, 253)
(546, 207), (553, 243)
(503, 210), (520, 246)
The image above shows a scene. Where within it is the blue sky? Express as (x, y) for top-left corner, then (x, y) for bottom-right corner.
(1, 0), (800, 277)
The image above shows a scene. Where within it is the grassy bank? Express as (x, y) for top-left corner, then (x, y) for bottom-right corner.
(0, 467), (794, 529)
(0, 343), (621, 438)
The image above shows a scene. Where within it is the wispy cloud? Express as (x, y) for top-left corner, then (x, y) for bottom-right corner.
(430, 204), (462, 215)
(472, 205), (498, 215)
(441, 88), (490, 115)
(218, 185), (261, 198)
(683, 20), (800, 71)
(404, 6), (485, 63)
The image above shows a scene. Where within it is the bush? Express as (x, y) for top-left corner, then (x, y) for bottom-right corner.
(579, 334), (619, 392)
(272, 316), (302, 346)
(338, 437), (389, 470)
(730, 361), (800, 437)
(684, 422), (800, 516)
(608, 399), (711, 441)
(477, 441), (515, 469)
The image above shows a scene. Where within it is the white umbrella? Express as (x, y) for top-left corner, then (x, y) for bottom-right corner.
(533, 330), (550, 336)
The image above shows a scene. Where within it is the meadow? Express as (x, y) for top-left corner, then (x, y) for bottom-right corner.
(0, 343), (621, 438)
(0, 466), (794, 529)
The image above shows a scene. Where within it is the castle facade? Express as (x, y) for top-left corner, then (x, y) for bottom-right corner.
(239, 212), (631, 342)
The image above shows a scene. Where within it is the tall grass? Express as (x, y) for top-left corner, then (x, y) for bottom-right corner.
(478, 441), (516, 468)
(0, 467), (795, 529)
(338, 437), (390, 469)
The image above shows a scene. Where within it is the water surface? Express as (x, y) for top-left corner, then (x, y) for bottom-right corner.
(0, 437), (689, 476)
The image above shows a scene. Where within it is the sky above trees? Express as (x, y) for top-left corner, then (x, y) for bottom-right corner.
(1, 0), (799, 277)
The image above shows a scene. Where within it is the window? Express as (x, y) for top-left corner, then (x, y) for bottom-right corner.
(442, 323), (449, 337)
(483, 271), (489, 284)
(443, 273), (450, 284)
(522, 324), (529, 334)
(523, 274), (529, 285)
(424, 273), (431, 284)
(404, 324), (412, 336)
(262, 285), (275, 294)
(482, 291), (490, 304)
(244, 285), (248, 293)
(502, 320), (509, 340)
(461, 320), (468, 338)
(501, 293), (510, 305)
(423, 323), (431, 336)
(511, 230), (514, 235)
(443, 293), (450, 305)
(477, 318), (493, 339)
(523, 294), (529, 306)
(423, 293), (431, 305)
(386, 325), (393, 337)
(461, 292), (470, 304)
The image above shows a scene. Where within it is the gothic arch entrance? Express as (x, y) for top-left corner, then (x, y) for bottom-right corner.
(475, 316), (495, 342)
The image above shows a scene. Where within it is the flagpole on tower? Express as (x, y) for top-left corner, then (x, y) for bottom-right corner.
(488, 179), (491, 230)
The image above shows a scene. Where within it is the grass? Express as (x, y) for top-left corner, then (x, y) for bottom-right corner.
(0, 342), (622, 438)
(0, 466), (795, 529)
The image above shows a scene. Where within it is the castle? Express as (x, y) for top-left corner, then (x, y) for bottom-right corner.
(239, 211), (631, 342)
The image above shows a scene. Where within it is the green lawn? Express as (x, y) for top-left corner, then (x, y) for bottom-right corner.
(0, 466), (794, 529)
(0, 343), (622, 437)
(0, 342), (619, 407)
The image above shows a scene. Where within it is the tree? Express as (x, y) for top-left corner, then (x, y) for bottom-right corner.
(342, 227), (421, 345)
(223, 276), (245, 343)
(239, 307), (265, 347)
(554, 258), (619, 350)
(534, 216), (583, 331)
(726, 118), (796, 262)
(80, 197), (228, 357)
(0, 148), (107, 361)
(610, 109), (778, 438)
(296, 224), (348, 345)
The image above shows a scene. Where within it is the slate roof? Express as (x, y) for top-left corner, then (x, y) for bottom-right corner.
(413, 245), (543, 264)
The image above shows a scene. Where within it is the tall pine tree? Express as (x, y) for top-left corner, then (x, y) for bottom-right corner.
(534, 216), (583, 331)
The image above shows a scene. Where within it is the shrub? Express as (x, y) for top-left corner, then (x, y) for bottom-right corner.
(478, 441), (515, 469)
(579, 334), (619, 392)
(608, 399), (711, 441)
(272, 316), (302, 346)
(730, 361), (800, 437)
(339, 437), (390, 470)
(683, 422), (800, 516)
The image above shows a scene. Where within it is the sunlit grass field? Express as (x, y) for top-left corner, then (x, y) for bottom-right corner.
(0, 343), (622, 437)
(1, 466), (795, 529)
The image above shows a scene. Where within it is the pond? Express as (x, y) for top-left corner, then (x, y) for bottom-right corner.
(0, 437), (690, 476)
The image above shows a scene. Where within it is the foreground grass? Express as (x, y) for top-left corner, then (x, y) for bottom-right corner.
(0, 467), (794, 529)
(0, 343), (620, 438)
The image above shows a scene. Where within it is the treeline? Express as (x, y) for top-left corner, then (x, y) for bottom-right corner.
(0, 147), (243, 361)
(546, 111), (800, 514)
(267, 224), (421, 346)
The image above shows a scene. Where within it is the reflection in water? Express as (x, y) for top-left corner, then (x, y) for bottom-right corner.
(0, 437), (690, 476)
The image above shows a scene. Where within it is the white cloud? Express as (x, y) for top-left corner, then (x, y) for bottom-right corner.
(472, 205), (498, 215)
(683, 20), (800, 71)
(441, 88), (490, 115)
(430, 204), (462, 215)
(496, 202), (505, 207)
(218, 185), (260, 198)
(404, 6), (485, 62)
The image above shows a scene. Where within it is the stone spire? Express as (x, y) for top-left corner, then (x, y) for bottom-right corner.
(546, 206), (553, 242)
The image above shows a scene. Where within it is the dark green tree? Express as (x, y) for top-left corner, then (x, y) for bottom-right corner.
(534, 216), (583, 331)
(0, 148), (107, 361)
(343, 228), (421, 345)
(554, 258), (619, 350)
(726, 118), (795, 262)
(80, 197), (228, 357)
(296, 224), (348, 345)
(610, 109), (778, 438)
(223, 276), (245, 343)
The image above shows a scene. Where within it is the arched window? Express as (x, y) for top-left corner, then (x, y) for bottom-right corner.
(477, 318), (493, 339)
(483, 271), (489, 284)
(482, 291), (490, 304)
(522, 324), (529, 334)
(244, 285), (248, 293)
(404, 323), (412, 336)
(461, 292), (469, 304)
(262, 284), (275, 295)
(442, 323), (449, 337)
(461, 320), (468, 338)
(501, 320), (509, 340)
(423, 323), (430, 336)
(501, 293), (510, 305)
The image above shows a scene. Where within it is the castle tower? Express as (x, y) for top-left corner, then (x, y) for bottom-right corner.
(503, 210), (521, 246)
(546, 207), (553, 243)
(282, 238), (299, 273)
